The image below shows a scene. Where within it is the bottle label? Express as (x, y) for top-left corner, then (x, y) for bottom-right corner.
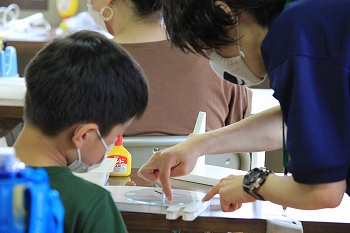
(107, 155), (128, 174)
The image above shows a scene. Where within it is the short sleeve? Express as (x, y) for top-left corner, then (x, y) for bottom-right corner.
(270, 56), (350, 184)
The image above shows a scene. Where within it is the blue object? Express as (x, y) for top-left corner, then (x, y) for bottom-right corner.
(0, 148), (64, 233)
(0, 46), (19, 77)
(261, 0), (350, 186)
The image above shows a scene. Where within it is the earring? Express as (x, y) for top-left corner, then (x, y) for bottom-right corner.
(99, 5), (114, 21)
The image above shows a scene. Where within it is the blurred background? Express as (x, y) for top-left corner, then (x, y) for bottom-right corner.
(2, 0), (85, 27)
(0, 0), (283, 172)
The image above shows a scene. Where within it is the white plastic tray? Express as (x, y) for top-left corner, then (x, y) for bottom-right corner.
(104, 186), (210, 221)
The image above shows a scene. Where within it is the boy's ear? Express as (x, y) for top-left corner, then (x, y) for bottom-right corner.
(72, 123), (99, 149)
(214, 1), (233, 15)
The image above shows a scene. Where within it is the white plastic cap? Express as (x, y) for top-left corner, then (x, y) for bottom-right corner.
(0, 147), (16, 168)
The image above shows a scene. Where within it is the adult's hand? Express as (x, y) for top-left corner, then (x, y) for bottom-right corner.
(137, 136), (202, 201)
(202, 175), (256, 212)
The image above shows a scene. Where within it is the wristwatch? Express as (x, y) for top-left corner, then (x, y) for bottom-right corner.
(242, 167), (273, 201)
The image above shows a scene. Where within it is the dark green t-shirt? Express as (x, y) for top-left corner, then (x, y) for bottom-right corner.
(41, 166), (128, 233)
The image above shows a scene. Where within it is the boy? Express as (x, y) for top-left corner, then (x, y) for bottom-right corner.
(14, 30), (148, 232)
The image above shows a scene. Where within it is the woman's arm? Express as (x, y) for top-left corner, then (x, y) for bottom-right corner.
(138, 106), (283, 200)
(198, 105), (283, 155)
(203, 174), (346, 211)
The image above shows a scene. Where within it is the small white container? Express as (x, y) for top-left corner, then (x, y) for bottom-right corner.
(73, 158), (117, 186)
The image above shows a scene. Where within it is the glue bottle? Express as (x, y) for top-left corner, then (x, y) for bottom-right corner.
(107, 134), (132, 176)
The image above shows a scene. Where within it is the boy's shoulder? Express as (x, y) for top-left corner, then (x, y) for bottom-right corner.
(39, 167), (126, 232)
(41, 166), (110, 196)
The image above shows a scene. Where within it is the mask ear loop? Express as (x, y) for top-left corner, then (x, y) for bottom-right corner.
(96, 129), (108, 150)
(74, 124), (86, 135)
(236, 16), (245, 58)
(76, 148), (82, 162)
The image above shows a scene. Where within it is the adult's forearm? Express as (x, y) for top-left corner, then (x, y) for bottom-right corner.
(259, 175), (346, 210)
(195, 106), (283, 155)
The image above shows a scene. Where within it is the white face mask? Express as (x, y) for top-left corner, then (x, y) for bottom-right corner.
(209, 18), (266, 86)
(87, 0), (109, 33)
(68, 129), (113, 173)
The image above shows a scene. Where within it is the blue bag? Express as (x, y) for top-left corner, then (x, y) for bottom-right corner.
(0, 147), (64, 233)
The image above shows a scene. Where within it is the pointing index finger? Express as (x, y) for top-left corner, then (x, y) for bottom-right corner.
(202, 184), (219, 202)
(158, 166), (173, 201)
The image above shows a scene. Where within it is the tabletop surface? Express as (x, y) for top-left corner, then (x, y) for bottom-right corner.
(107, 169), (350, 233)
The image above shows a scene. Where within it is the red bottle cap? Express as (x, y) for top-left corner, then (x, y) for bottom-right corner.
(114, 134), (123, 146)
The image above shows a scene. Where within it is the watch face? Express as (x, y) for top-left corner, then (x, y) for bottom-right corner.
(243, 168), (271, 200)
(243, 168), (264, 185)
(248, 169), (261, 182)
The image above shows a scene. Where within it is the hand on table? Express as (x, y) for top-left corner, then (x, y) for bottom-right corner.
(137, 137), (201, 201)
(202, 175), (256, 212)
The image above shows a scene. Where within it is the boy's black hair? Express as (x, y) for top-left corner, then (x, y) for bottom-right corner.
(24, 30), (149, 136)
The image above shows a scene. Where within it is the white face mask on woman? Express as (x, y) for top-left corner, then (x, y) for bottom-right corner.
(209, 18), (266, 86)
(87, 0), (112, 33)
(68, 129), (113, 173)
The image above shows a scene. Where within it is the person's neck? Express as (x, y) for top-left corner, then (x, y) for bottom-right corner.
(113, 19), (167, 44)
(13, 123), (72, 167)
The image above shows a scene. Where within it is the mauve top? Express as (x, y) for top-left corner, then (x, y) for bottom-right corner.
(122, 40), (252, 136)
